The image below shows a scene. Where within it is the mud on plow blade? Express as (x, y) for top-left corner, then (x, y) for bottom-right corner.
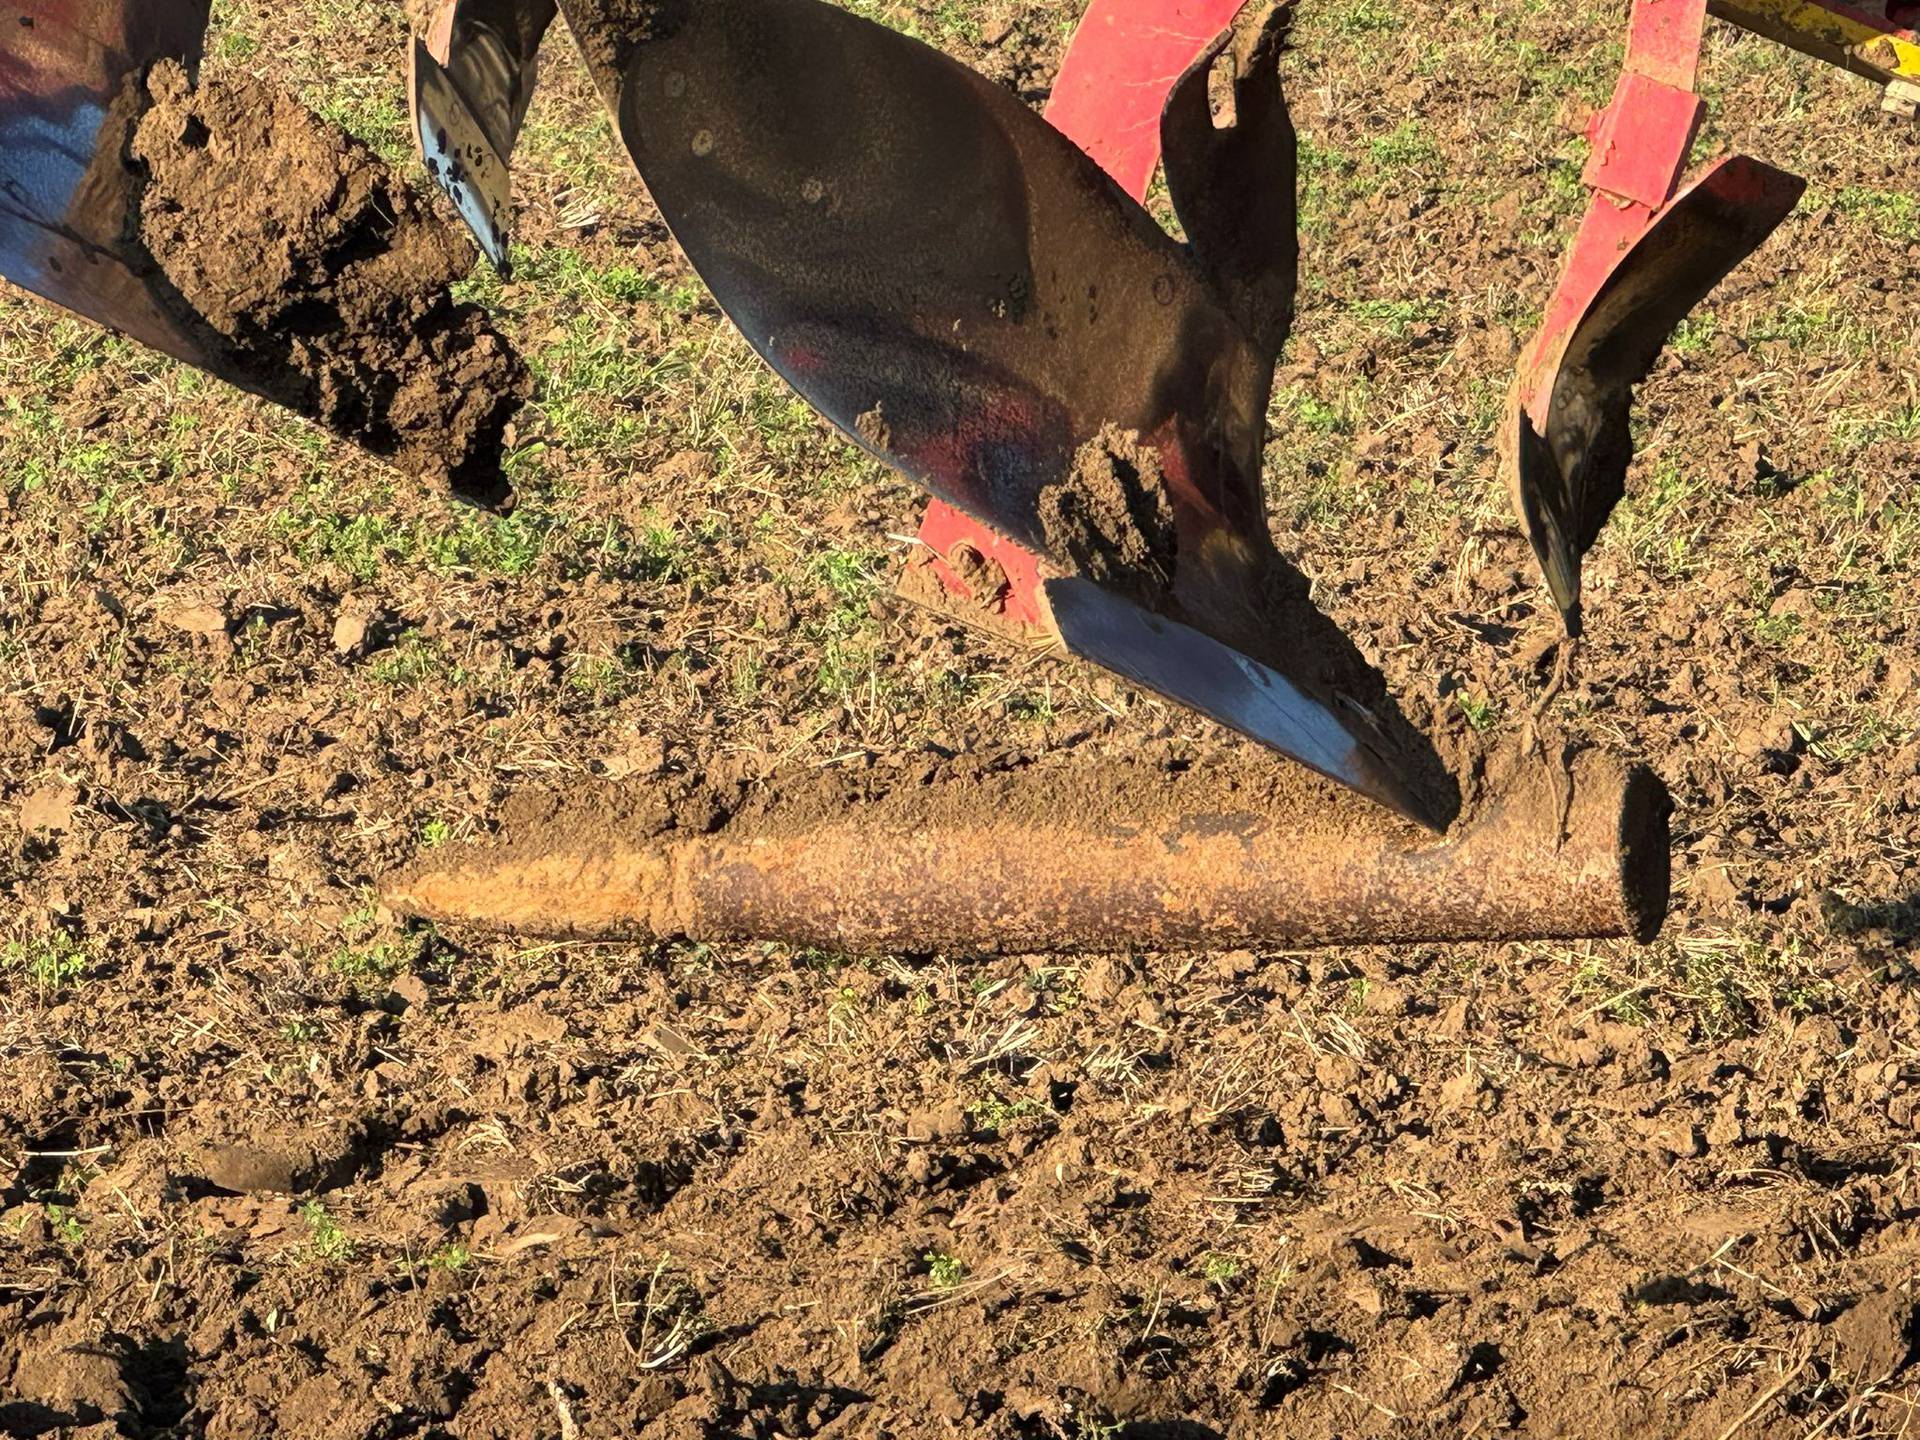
(1, 0), (529, 504)
(386, 0), (1679, 953)
(1508, 0), (1915, 635)
(606, 0), (1463, 832)
(0, 2), (218, 367)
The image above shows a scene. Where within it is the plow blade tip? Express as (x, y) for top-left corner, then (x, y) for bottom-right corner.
(1511, 153), (1804, 632)
(412, 37), (516, 273)
(1042, 576), (1448, 832)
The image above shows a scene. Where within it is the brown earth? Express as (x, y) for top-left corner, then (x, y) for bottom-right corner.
(133, 60), (529, 505)
(3, 1), (1920, 1438)
(1038, 426), (1180, 608)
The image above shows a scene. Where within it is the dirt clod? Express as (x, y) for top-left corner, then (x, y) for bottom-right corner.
(1038, 423), (1179, 605)
(854, 402), (892, 451)
(189, 1124), (370, 1196)
(131, 62), (529, 505)
(11, 1345), (132, 1424)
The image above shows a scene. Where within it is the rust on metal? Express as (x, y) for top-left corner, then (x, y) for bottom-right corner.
(382, 752), (1671, 955)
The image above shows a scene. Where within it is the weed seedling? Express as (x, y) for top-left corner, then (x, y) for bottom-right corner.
(5, 932), (89, 999)
(966, 1095), (1051, 1134)
(924, 1250), (967, 1291)
(299, 1201), (353, 1262)
(1201, 1252), (1242, 1291)
(46, 1204), (85, 1246)
(1456, 693), (1500, 732)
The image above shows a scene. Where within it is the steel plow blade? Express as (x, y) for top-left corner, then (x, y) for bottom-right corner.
(410, 0), (554, 271)
(0, 0), (216, 365)
(1510, 154), (1804, 633)
(605, 0), (1446, 824)
(1159, 6), (1299, 357)
(1042, 577), (1449, 832)
(609, 0), (1275, 574)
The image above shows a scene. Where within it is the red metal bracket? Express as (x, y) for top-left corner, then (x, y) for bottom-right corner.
(912, 498), (1048, 627)
(1046, 0), (1255, 199)
(1507, 0), (1805, 630)
(903, 0), (1251, 637)
(1584, 72), (1704, 207)
(1517, 0), (1713, 427)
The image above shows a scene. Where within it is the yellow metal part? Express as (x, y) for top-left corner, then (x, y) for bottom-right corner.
(1709, 0), (1920, 81)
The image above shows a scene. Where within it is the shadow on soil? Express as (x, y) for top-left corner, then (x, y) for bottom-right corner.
(1827, 891), (1920, 950)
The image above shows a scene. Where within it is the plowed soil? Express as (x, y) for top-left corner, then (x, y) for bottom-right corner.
(134, 61), (530, 506)
(3, 2), (1918, 1438)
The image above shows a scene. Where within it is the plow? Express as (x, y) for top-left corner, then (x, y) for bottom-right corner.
(2, 0), (1912, 956)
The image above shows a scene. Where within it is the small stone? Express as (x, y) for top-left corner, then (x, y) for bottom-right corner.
(332, 611), (369, 654)
(20, 784), (79, 834)
(159, 600), (229, 636)
(1081, 956), (1130, 1003)
(1692, 864), (1740, 907)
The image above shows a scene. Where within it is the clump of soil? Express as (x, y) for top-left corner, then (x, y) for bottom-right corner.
(854, 402), (892, 451)
(1037, 423), (1179, 605)
(721, 741), (1407, 840)
(944, 542), (1008, 606)
(131, 62), (529, 505)
(185, 1125), (373, 1197)
(396, 742), (1407, 877)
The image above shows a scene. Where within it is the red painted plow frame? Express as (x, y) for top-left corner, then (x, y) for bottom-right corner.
(905, 0), (1253, 633)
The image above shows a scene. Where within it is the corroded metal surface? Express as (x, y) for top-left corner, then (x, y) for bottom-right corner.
(383, 754), (1672, 954)
(0, 0), (214, 362)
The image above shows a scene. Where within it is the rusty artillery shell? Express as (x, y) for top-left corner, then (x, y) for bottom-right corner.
(382, 751), (1670, 954)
